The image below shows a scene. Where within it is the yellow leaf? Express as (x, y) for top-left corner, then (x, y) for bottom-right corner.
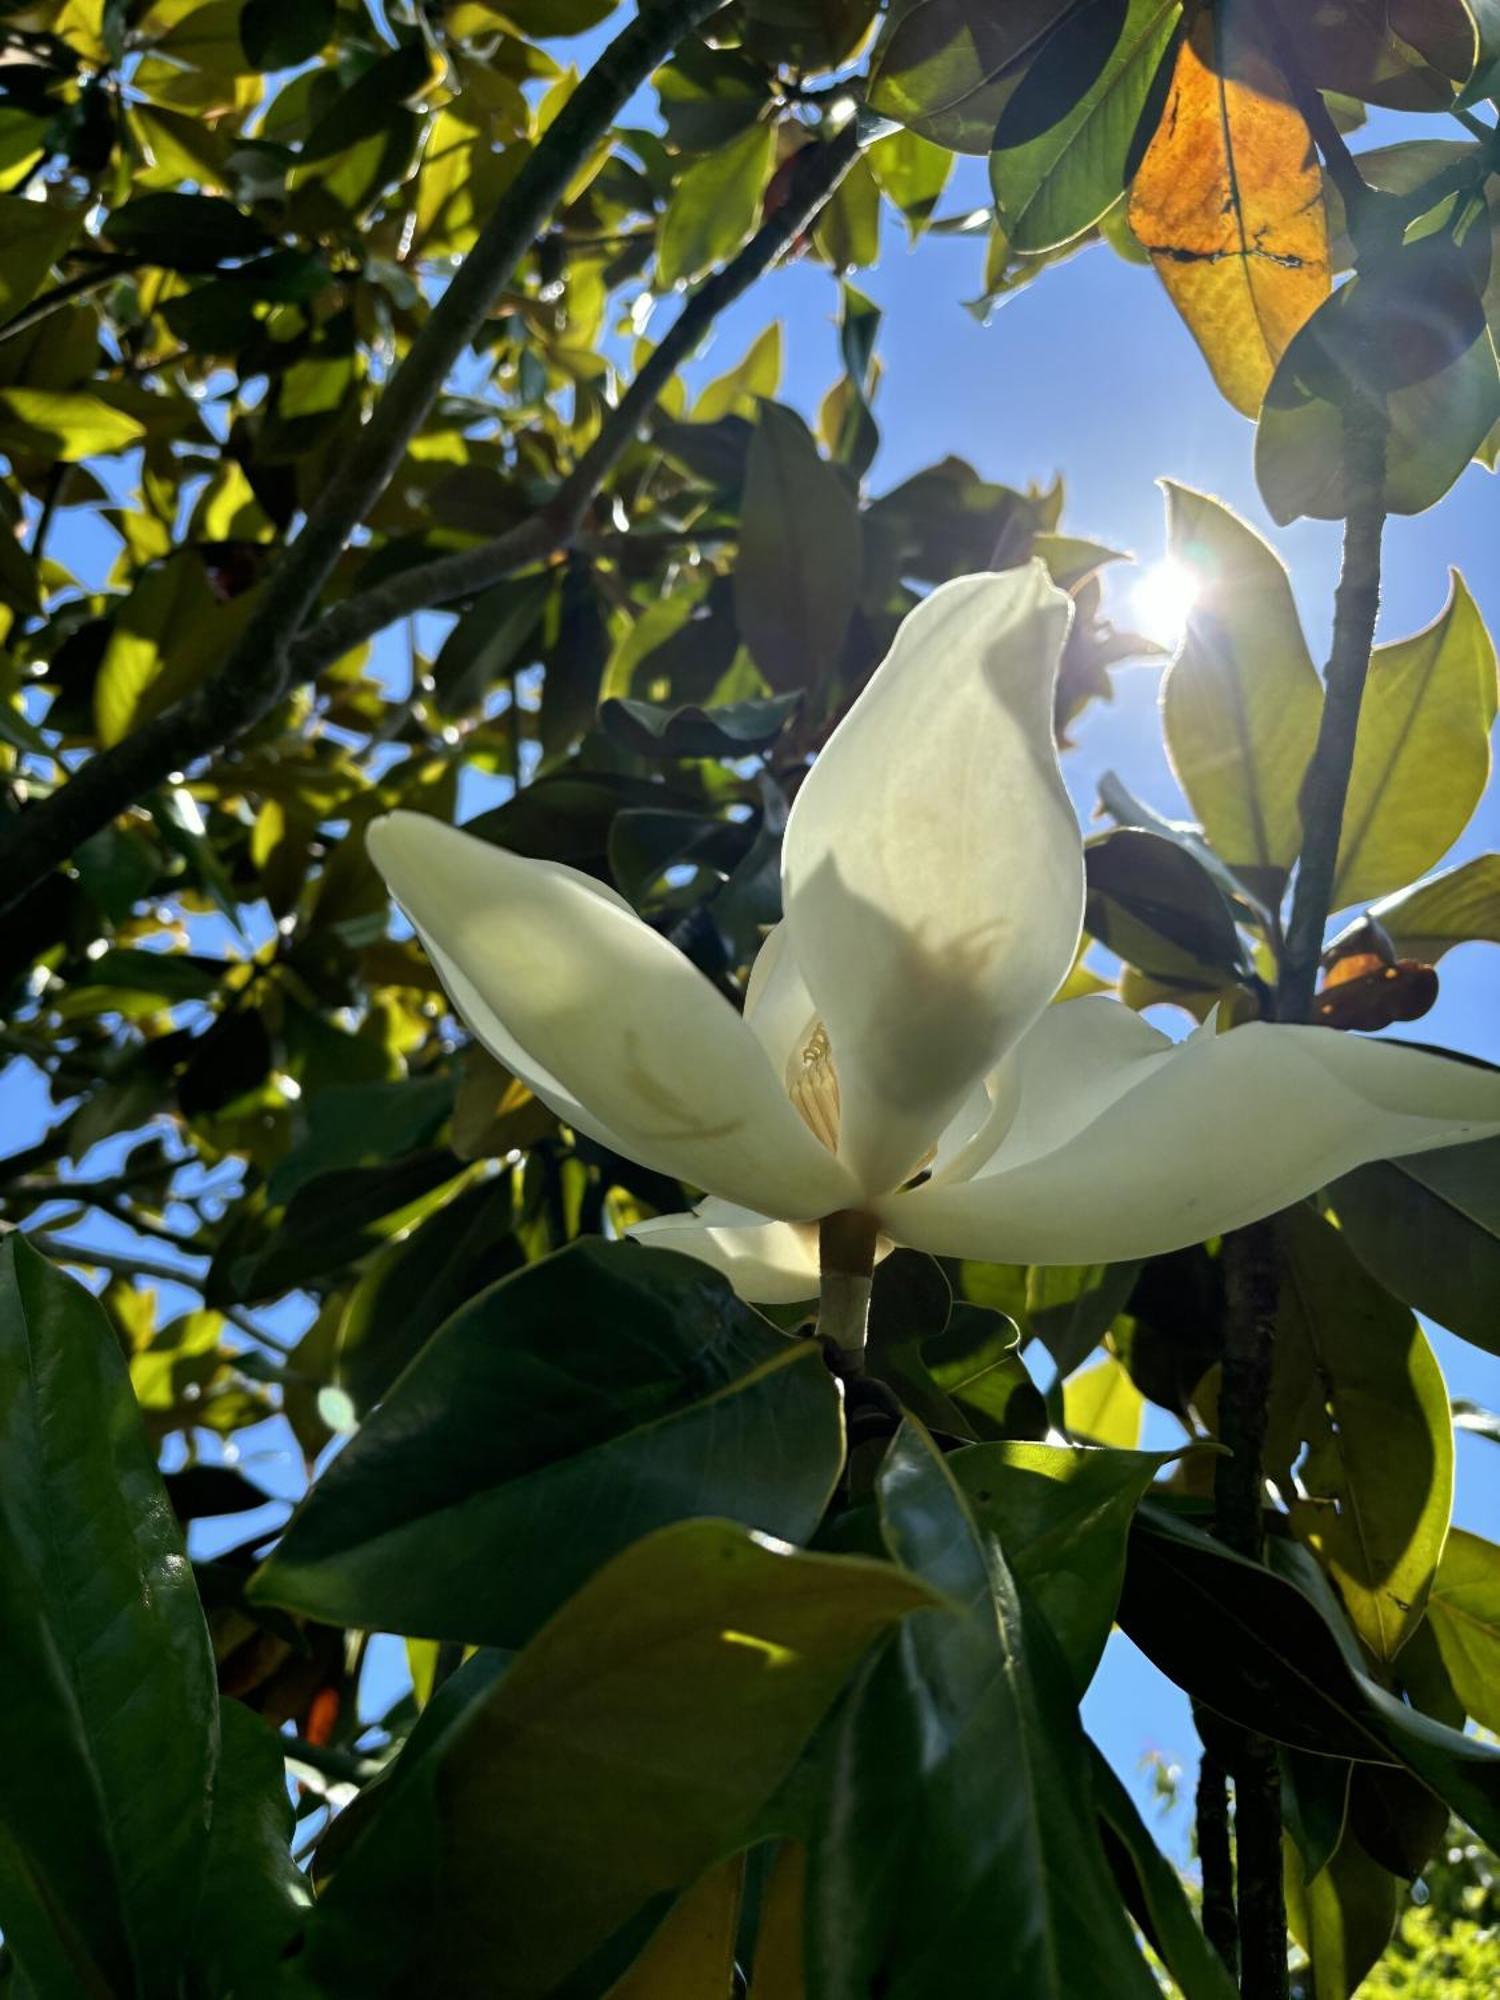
(1333, 573), (1497, 908)
(605, 1856), (744, 1998)
(1128, 9), (1330, 416)
(1063, 1354), (1144, 1449)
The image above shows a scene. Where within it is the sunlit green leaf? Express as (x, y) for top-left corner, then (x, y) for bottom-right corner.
(658, 120), (774, 289)
(297, 1519), (935, 1996)
(1161, 481), (1322, 888)
(1272, 1206), (1453, 1663)
(990, 0), (1182, 253)
(1333, 574), (1497, 906)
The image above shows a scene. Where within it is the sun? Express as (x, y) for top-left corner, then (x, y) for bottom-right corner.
(1132, 559), (1199, 649)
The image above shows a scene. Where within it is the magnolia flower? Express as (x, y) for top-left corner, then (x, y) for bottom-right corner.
(368, 563), (1500, 1314)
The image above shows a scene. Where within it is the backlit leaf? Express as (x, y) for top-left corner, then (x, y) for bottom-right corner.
(1361, 854), (1500, 962)
(658, 120), (774, 289)
(1333, 573), (1497, 906)
(1274, 1206), (1453, 1662)
(1330, 1134), (1500, 1358)
(990, 0), (1182, 253)
(1160, 482), (1322, 885)
(868, 0), (1076, 153)
(1427, 1527), (1500, 1733)
(1127, 7), (1330, 416)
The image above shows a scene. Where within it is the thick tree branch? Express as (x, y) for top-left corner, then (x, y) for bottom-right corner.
(0, 0), (720, 912)
(286, 125), (859, 683)
(0, 112), (856, 914)
(1278, 398), (1388, 1025)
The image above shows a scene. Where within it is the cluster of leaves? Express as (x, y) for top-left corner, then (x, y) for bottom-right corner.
(1, 0), (1499, 1994)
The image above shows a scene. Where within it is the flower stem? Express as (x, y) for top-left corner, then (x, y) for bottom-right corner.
(815, 1211), (879, 1378)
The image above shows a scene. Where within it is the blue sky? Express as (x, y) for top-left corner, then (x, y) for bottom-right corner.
(6, 24), (1498, 1856)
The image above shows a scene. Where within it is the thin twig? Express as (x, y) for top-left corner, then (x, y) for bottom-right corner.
(285, 126), (859, 684)
(0, 95), (857, 911)
(0, 0), (722, 912)
(1195, 1740), (1238, 1979)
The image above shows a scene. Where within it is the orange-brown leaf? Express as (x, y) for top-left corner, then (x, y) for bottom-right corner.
(1128, 7), (1330, 416)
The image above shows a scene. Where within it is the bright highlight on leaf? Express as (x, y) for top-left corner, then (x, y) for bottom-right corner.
(1131, 556), (1198, 647)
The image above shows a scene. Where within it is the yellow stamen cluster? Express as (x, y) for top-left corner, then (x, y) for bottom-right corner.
(788, 1023), (841, 1152)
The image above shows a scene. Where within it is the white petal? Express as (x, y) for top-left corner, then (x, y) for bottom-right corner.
(743, 921), (817, 1076)
(368, 814), (856, 1220)
(782, 564), (1082, 1197)
(931, 996), (1174, 1186)
(628, 1200), (822, 1303)
(880, 1020), (1500, 1265)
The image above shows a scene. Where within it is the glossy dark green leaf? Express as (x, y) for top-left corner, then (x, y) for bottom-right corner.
(335, 1175), (522, 1413)
(466, 771), (700, 877)
(187, 1700), (309, 1991)
(734, 401), (861, 692)
(599, 690), (801, 758)
(296, 1520), (935, 1997)
(1348, 1760), (1448, 1881)
(239, 0), (334, 68)
(1119, 1505), (1500, 1843)
(1282, 1748), (1352, 1882)
(222, 1147), (465, 1303)
(1329, 1136), (1500, 1356)
(990, 0), (1182, 252)
(105, 192), (272, 272)
(869, 0), (1077, 153)
(251, 1242), (845, 1646)
(1085, 825), (1249, 983)
(1090, 1744), (1239, 2000)
(951, 1437), (1176, 1693)
(432, 572), (551, 717)
(742, 0), (878, 70)
(267, 1077), (455, 1204)
(0, 1235), (218, 1995)
(805, 1421), (1162, 2000)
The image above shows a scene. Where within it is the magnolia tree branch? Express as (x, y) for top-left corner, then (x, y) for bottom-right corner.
(286, 124), (860, 684)
(1194, 1738), (1238, 1978)
(0, 0), (720, 913)
(1278, 406), (1389, 1024)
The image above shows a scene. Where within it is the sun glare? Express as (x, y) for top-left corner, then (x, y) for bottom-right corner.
(1132, 559), (1199, 649)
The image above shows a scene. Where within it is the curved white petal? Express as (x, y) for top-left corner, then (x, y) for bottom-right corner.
(782, 564), (1083, 1198)
(368, 814), (856, 1220)
(880, 1021), (1500, 1265)
(932, 996), (1175, 1187)
(627, 1200), (822, 1304)
(743, 921), (817, 1077)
